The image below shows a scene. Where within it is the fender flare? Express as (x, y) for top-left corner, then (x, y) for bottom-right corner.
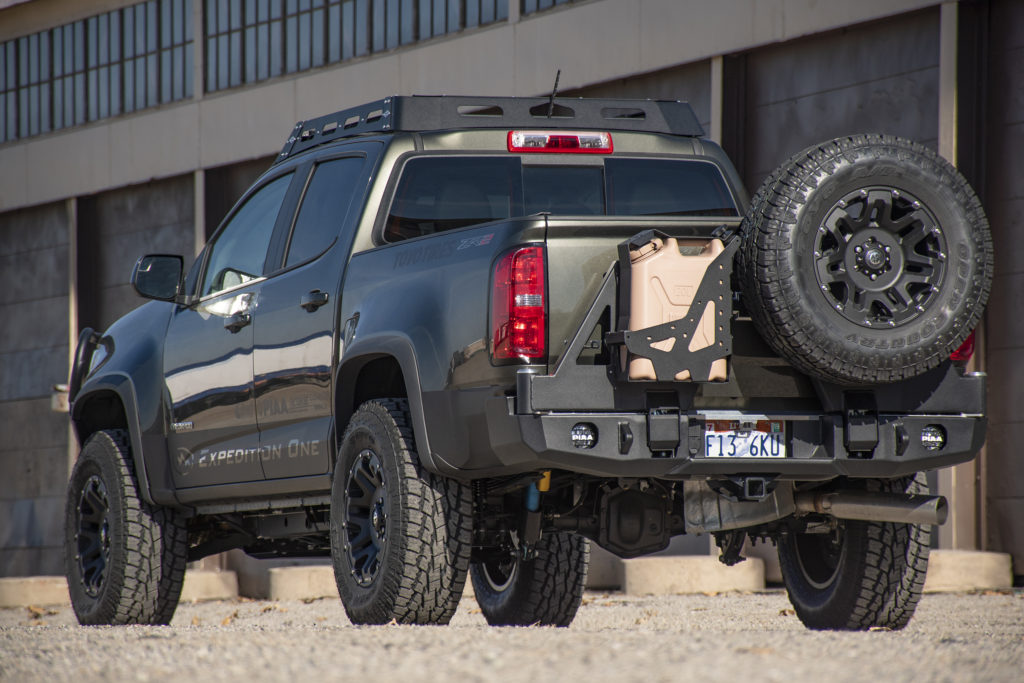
(71, 372), (174, 506)
(335, 334), (441, 474)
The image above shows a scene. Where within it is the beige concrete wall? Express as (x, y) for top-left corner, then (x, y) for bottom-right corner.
(0, 0), (939, 213)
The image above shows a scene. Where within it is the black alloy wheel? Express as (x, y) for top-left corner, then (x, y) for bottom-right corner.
(478, 554), (518, 593)
(814, 187), (946, 329)
(74, 475), (112, 598)
(342, 449), (388, 587)
(790, 525), (846, 591)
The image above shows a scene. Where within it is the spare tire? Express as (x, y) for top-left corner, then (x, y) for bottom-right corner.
(738, 135), (993, 384)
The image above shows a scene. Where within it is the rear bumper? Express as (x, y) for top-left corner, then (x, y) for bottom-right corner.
(462, 396), (985, 481)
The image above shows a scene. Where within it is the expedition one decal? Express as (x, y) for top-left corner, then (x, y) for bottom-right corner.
(175, 439), (322, 476)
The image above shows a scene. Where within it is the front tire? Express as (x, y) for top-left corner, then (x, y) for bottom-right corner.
(777, 475), (930, 630)
(470, 532), (589, 627)
(330, 399), (473, 625)
(63, 429), (187, 625)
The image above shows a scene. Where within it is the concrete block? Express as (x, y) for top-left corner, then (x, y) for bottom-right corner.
(0, 245), (69, 305)
(923, 550), (1014, 593)
(266, 566), (338, 601)
(180, 570), (239, 602)
(622, 555), (765, 595)
(0, 347), (71, 402)
(0, 200), (67, 256)
(0, 496), (65, 548)
(0, 576), (69, 608)
(0, 398), (70, 451)
(0, 447), (70, 499)
(0, 546), (64, 577)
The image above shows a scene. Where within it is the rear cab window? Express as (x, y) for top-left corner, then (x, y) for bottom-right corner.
(382, 154), (738, 243)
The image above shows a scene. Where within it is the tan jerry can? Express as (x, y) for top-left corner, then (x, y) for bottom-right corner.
(626, 236), (729, 381)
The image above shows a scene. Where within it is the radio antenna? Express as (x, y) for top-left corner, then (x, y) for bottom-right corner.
(547, 69), (561, 118)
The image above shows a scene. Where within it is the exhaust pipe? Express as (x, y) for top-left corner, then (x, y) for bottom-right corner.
(794, 490), (948, 526)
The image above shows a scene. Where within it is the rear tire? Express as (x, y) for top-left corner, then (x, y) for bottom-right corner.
(64, 429), (187, 625)
(470, 532), (589, 627)
(777, 475), (930, 630)
(330, 399), (473, 625)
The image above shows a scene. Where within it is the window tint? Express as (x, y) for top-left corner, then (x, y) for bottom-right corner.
(523, 166), (603, 216)
(285, 157), (365, 268)
(606, 158), (738, 217)
(384, 156), (522, 241)
(202, 172), (292, 297)
(383, 156), (739, 243)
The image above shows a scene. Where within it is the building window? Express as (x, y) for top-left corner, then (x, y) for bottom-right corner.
(204, 0), (508, 93)
(521, 0), (576, 16)
(0, 0), (194, 144)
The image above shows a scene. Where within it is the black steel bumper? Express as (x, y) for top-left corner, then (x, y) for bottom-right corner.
(471, 396), (985, 481)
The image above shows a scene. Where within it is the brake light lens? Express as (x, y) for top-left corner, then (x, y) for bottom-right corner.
(492, 246), (546, 360)
(950, 330), (976, 362)
(507, 130), (613, 154)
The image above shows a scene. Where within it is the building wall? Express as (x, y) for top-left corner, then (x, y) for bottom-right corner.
(0, 201), (70, 576)
(983, 0), (1024, 573)
(77, 174), (196, 332)
(740, 8), (939, 190)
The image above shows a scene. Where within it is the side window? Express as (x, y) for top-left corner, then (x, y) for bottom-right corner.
(384, 156), (522, 242)
(202, 172), (293, 297)
(285, 157), (365, 268)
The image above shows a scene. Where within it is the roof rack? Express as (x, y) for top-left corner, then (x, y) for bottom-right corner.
(274, 95), (704, 164)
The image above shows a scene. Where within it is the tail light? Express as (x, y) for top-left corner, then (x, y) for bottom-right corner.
(508, 130), (613, 154)
(492, 246), (546, 360)
(950, 330), (976, 363)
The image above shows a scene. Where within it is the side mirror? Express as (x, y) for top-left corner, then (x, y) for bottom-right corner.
(131, 254), (183, 302)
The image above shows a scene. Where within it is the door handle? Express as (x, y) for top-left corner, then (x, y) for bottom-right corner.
(224, 312), (251, 333)
(300, 290), (329, 312)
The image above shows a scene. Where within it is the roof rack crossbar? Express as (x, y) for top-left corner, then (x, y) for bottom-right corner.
(275, 95), (704, 164)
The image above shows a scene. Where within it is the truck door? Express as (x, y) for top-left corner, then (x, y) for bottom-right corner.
(253, 153), (370, 479)
(164, 171), (295, 488)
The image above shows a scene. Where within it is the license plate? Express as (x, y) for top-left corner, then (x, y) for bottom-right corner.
(704, 420), (786, 458)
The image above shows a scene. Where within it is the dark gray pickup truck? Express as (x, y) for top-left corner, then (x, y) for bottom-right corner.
(65, 96), (992, 630)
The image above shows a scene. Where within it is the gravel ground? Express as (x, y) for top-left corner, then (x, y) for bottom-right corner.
(1, 589), (1022, 682)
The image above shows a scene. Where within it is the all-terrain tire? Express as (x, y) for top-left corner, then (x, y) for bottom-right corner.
(777, 474), (930, 630)
(64, 429), (188, 625)
(739, 135), (993, 384)
(470, 532), (589, 627)
(330, 399), (473, 625)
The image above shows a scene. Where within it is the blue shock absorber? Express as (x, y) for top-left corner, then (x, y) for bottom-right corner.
(525, 482), (540, 512)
